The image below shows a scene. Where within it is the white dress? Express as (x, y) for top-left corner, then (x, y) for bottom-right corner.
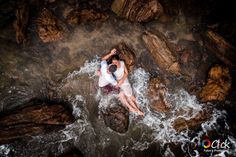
(114, 61), (133, 97)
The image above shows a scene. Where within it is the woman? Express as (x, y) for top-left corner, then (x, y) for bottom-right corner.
(98, 48), (144, 115)
(108, 49), (144, 116)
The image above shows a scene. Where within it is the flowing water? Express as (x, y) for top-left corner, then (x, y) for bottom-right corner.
(0, 11), (235, 157)
(1, 59), (235, 157)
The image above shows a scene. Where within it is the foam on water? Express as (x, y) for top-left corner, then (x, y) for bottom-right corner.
(130, 68), (150, 112)
(65, 58), (100, 80)
(74, 60), (236, 156)
(123, 67), (235, 156)
(0, 145), (10, 156)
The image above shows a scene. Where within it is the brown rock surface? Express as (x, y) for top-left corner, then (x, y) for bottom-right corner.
(199, 65), (231, 102)
(111, 0), (163, 22)
(13, 1), (29, 43)
(148, 78), (170, 113)
(201, 30), (236, 68)
(116, 43), (136, 72)
(0, 101), (74, 144)
(142, 31), (180, 75)
(102, 100), (129, 133)
(36, 8), (64, 42)
(173, 109), (212, 132)
(67, 8), (108, 25)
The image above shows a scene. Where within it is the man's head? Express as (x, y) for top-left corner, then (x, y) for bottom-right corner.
(108, 64), (117, 73)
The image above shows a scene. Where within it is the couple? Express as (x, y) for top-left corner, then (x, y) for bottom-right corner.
(98, 48), (144, 116)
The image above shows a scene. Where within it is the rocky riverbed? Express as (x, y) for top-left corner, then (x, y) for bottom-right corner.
(0, 0), (236, 157)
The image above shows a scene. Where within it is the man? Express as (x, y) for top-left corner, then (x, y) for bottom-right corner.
(98, 48), (118, 88)
(98, 48), (144, 116)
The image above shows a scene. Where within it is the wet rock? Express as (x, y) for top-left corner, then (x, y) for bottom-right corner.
(111, 0), (163, 22)
(173, 109), (212, 132)
(201, 30), (236, 68)
(148, 78), (170, 113)
(102, 99), (129, 133)
(0, 100), (74, 144)
(116, 42), (136, 72)
(199, 65), (232, 102)
(13, 0), (29, 43)
(67, 7), (108, 25)
(158, 0), (179, 17)
(57, 147), (84, 157)
(142, 31), (180, 75)
(36, 8), (63, 43)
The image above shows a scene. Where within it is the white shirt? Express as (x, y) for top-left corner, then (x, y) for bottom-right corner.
(98, 61), (117, 87)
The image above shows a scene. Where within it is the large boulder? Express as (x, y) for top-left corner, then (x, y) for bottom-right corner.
(111, 0), (163, 22)
(0, 100), (74, 144)
(102, 99), (129, 133)
(142, 31), (180, 75)
(148, 78), (170, 113)
(173, 109), (212, 132)
(199, 65), (232, 102)
(116, 43), (136, 72)
(67, 8), (108, 25)
(13, 0), (29, 44)
(36, 8), (64, 43)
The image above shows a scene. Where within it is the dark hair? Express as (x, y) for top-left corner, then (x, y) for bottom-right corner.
(108, 64), (117, 73)
(111, 55), (120, 61)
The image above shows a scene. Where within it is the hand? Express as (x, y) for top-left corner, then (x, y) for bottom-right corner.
(115, 84), (120, 89)
(97, 69), (101, 76)
(110, 48), (117, 55)
(118, 79), (124, 86)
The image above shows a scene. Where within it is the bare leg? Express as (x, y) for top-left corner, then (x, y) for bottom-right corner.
(127, 97), (144, 116)
(118, 92), (136, 112)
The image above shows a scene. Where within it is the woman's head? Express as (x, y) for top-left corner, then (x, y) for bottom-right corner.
(111, 55), (120, 65)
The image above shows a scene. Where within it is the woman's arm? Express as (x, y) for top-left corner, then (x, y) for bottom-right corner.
(101, 48), (116, 61)
(117, 65), (128, 86)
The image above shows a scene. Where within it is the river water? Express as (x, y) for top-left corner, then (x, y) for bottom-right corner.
(0, 11), (236, 157)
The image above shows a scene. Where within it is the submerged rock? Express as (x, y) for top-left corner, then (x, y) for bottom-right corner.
(142, 31), (180, 75)
(102, 99), (129, 133)
(116, 42), (136, 72)
(67, 8), (108, 25)
(148, 78), (170, 113)
(0, 100), (74, 144)
(111, 0), (163, 22)
(36, 8), (64, 43)
(173, 109), (212, 132)
(13, 0), (29, 44)
(57, 147), (84, 157)
(199, 65), (231, 102)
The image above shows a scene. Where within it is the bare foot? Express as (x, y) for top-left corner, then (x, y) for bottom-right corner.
(137, 110), (144, 116)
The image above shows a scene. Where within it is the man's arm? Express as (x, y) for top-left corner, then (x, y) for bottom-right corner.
(101, 48), (116, 61)
(108, 75), (118, 86)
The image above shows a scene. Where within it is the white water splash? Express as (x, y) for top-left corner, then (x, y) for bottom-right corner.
(0, 145), (10, 157)
(98, 93), (118, 112)
(124, 67), (235, 157)
(68, 94), (86, 118)
(130, 68), (150, 112)
(66, 58), (100, 80)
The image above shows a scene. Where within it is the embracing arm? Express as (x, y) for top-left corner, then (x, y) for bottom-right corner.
(117, 65), (128, 86)
(101, 48), (117, 61)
